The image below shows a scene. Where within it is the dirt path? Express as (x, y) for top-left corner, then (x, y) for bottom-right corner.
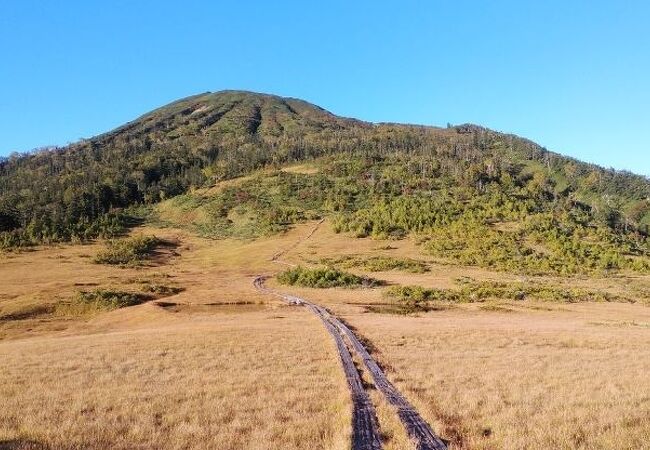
(269, 217), (325, 265)
(254, 220), (448, 450)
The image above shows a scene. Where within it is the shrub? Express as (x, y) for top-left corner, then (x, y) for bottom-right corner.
(77, 289), (145, 307)
(57, 289), (148, 316)
(384, 280), (631, 305)
(276, 266), (379, 288)
(94, 235), (161, 265)
(142, 284), (184, 295)
(322, 255), (428, 273)
(384, 285), (457, 304)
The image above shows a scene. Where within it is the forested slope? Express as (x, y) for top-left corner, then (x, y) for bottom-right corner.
(1, 90), (649, 274)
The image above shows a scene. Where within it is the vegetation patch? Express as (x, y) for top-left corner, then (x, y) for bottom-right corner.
(276, 266), (380, 288)
(56, 289), (149, 315)
(156, 171), (326, 239)
(94, 235), (161, 265)
(423, 215), (650, 276)
(364, 303), (452, 315)
(320, 255), (428, 273)
(141, 283), (184, 296)
(384, 280), (632, 308)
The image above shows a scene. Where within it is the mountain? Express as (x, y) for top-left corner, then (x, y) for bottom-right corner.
(0, 90), (649, 275)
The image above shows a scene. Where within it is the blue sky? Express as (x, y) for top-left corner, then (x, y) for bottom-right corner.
(1, 1), (649, 175)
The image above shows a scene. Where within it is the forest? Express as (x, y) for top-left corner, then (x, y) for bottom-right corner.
(1, 91), (649, 276)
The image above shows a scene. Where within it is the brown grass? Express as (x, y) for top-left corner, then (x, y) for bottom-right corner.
(268, 219), (650, 449)
(342, 305), (650, 449)
(0, 307), (350, 449)
(2, 219), (650, 449)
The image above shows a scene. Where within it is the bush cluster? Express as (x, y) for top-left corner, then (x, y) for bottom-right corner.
(94, 235), (161, 265)
(321, 255), (428, 273)
(385, 280), (630, 305)
(276, 266), (378, 288)
(56, 289), (148, 315)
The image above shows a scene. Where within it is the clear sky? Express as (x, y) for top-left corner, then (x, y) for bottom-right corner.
(1, 1), (649, 175)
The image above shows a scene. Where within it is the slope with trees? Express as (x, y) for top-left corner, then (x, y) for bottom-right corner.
(1, 91), (648, 277)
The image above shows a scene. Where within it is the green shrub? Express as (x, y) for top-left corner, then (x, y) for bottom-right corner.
(364, 256), (428, 273)
(78, 289), (145, 307)
(321, 255), (428, 273)
(384, 285), (457, 304)
(385, 280), (631, 305)
(94, 235), (161, 265)
(57, 289), (148, 315)
(142, 284), (184, 295)
(276, 266), (379, 288)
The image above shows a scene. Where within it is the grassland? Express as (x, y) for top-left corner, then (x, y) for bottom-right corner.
(1, 219), (649, 449)
(0, 227), (353, 449)
(0, 308), (350, 450)
(264, 220), (650, 449)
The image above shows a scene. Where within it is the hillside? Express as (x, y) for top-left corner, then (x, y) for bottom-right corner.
(2, 91), (650, 449)
(1, 90), (649, 275)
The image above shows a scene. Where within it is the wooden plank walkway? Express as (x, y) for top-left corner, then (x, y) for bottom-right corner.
(254, 276), (382, 450)
(254, 276), (447, 450)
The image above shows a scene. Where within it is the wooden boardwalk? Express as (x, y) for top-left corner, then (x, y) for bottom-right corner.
(254, 276), (382, 450)
(254, 276), (447, 450)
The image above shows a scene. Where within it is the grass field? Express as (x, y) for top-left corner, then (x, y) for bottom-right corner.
(265, 221), (650, 449)
(0, 308), (350, 450)
(1, 220), (649, 449)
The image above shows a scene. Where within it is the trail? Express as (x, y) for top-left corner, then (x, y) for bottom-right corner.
(254, 220), (447, 450)
(269, 217), (325, 265)
(255, 277), (382, 450)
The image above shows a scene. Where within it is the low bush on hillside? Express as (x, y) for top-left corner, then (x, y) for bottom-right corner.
(57, 289), (148, 315)
(94, 235), (161, 265)
(385, 280), (631, 306)
(276, 266), (379, 288)
(423, 216), (650, 276)
(158, 171), (326, 239)
(141, 283), (184, 295)
(321, 255), (428, 273)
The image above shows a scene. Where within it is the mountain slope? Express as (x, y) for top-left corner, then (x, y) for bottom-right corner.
(0, 90), (649, 274)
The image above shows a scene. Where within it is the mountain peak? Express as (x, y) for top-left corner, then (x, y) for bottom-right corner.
(99, 90), (367, 145)
(1, 90), (648, 250)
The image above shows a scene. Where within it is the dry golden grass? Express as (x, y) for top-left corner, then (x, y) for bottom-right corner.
(0, 226), (353, 449)
(2, 219), (650, 449)
(271, 220), (650, 449)
(0, 307), (350, 449)
(343, 305), (650, 449)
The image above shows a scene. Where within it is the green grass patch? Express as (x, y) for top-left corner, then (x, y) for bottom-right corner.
(57, 289), (149, 315)
(94, 235), (161, 265)
(277, 266), (380, 288)
(321, 255), (428, 273)
(385, 280), (632, 307)
(155, 170), (326, 239)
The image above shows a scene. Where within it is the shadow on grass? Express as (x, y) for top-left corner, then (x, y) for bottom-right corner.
(0, 440), (50, 450)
